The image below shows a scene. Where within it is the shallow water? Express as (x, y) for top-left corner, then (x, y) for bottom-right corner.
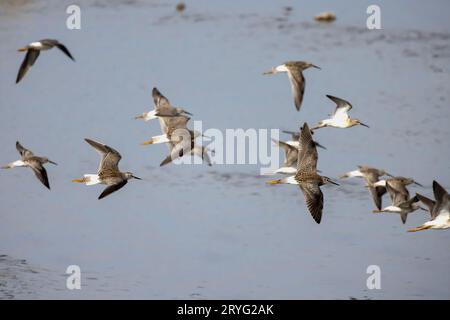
(0, 0), (449, 299)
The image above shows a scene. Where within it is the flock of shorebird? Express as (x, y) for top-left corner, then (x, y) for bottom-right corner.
(262, 61), (449, 232)
(2, 39), (449, 233)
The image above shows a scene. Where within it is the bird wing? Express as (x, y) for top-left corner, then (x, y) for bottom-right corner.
(297, 123), (318, 172)
(192, 146), (212, 166)
(16, 49), (40, 83)
(299, 182), (323, 224)
(326, 95), (352, 116)
(29, 160), (50, 189)
(386, 181), (409, 206)
(84, 139), (122, 174)
(287, 68), (305, 111)
(272, 139), (298, 167)
(369, 186), (386, 210)
(416, 193), (435, 217)
(16, 141), (34, 159)
(152, 87), (172, 112)
(55, 43), (75, 61)
(98, 180), (128, 200)
(432, 180), (448, 204)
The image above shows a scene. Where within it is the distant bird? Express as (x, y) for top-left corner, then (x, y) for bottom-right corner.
(135, 87), (192, 122)
(266, 123), (338, 224)
(72, 139), (141, 199)
(16, 39), (75, 83)
(340, 165), (392, 210)
(1, 141), (57, 189)
(263, 61), (320, 111)
(372, 178), (423, 224)
(409, 181), (450, 232)
(315, 12), (336, 22)
(373, 176), (423, 188)
(312, 95), (369, 130)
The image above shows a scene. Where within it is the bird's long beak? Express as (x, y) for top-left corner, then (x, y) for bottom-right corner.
(359, 122), (370, 128)
(48, 160), (57, 165)
(328, 179), (340, 186)
(266, 179), (282, 185)
(263, 68), (276, 75)
(386, 172), (394, 178)
(315, 142), (327, 150)
(17, 48), (27, 52)
(141, 139), (154, 145)
(414, 181), (423, 187)
(183, 111), (193, 116)
(72, 178), (85, 183)
(135, 114), (144, 120)
(132, 175), (142, 180)
(408, 225), (432, 232)
(372, 210), (383, 213)
(310, 64), (321, 69)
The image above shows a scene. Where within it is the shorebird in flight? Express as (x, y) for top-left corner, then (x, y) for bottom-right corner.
(16, 39), (75, 83)
(72, 139), (141, 199)
(2, 141), (57, 189)
(372, 177), (423, 224)
(340, 166), (392, 210)
(141, 115), (212, 167)
(263, 61), (320, 111)
(409, 181), (450, 232)
(312, 95), (369, 130)
(135, 87), (192, 122)
(266, 123), (338, 224)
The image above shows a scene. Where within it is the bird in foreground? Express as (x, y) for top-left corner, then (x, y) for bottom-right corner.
(340, 165), (392, 210)
(409, 181), (450, 232)
(1, 141), (57, 189)
(266, 123), (339, 224)
(135, 87), (192, 122)
(263, 61), (320, 111)
(72, 139), (141, 199)
(16, 39), (75, 83)
(372, 178), (423, 224)
(312, 95), (369, 130)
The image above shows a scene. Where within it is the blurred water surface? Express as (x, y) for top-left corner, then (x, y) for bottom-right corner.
(0, 0), (449, 299)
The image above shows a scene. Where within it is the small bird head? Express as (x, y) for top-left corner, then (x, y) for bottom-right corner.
(323, 176), (339, 186)
(175, 107), (192, 116)
(352, 119), (369, 128)
(42, 157), (57, 165)
(124, 172), (142, 180)
(391, 177), (422, 187)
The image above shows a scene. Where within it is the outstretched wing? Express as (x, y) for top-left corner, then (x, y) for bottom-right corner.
(326, 95), (352, 117)
(29, 160), (50, 189)
(16, 49), (40, 83)
(152, 87), (172, 111)
(287, 68), (305, 111)
(16, 141), (34, 159)
(98, 180), (128, 200)
(55, 43), (75, 61)
(416, 193), (435, 216)
(84, 139), (122, 174)
(299, 182), (323, 224)
(297, 123), (318, 172)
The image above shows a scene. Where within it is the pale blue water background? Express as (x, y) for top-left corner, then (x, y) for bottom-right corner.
(0, 0), (449, 299)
